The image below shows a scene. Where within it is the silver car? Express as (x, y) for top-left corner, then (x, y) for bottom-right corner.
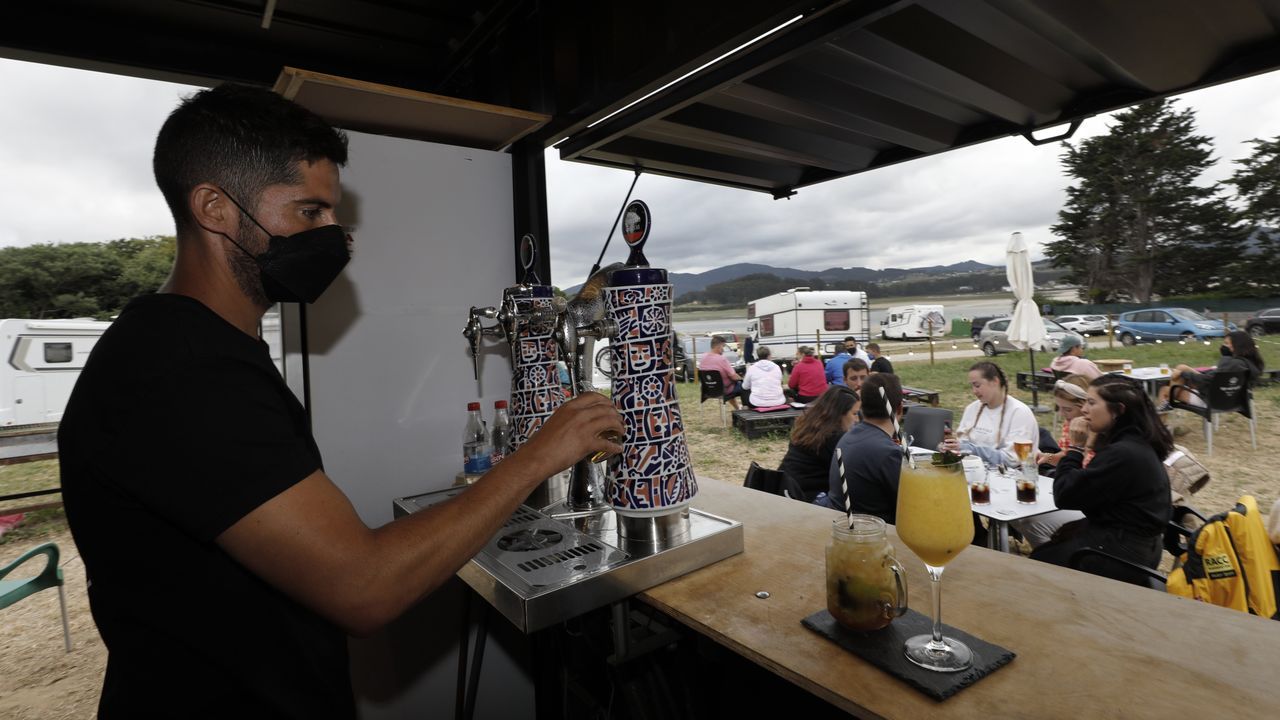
(1053, 314), (1109, 336)
(978, 317), (1086, 356)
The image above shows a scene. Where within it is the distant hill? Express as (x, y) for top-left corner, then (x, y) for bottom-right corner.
(563, 260), (996, 297)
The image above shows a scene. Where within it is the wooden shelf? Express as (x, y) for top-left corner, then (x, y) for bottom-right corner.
(272, 67), (549, 151)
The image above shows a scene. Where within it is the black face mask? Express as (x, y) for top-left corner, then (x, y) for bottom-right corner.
(217, 188), (351, 303)
(1220, 344), (1233, 357)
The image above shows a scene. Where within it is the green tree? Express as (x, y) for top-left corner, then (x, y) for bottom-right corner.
(1224, 136), (1280, 294)
(1046, 99), (1244, 302)
(0, 236), (175, 319)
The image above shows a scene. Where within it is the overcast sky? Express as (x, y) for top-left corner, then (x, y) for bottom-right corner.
(2, 57), (1278, 289)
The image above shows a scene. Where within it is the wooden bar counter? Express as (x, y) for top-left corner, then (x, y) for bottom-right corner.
(638, 479), (1280, 719)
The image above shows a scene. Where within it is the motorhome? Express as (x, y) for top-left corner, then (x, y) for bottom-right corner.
(879, 304), (949, 340)
(1, 318), (111, 426)
(745, 289), (871, 364)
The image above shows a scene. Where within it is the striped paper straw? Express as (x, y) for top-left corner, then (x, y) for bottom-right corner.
(881, 385), (915, 469)
(836, 447), (852, 527)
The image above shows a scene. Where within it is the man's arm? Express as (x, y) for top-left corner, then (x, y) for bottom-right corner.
(217, 393), (624, 637)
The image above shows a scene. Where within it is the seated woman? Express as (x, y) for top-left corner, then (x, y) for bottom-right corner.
(941, 361), (1038, 468)
(1008, 375), (1094, 548)
(1030, 376), (1174, 580)
(741, 346), (786, 408)
(778, 385), (858, 502)
(821, 373), (903, 523)
(1159, 330), (1265, 409)
(785, 345), (828, 404)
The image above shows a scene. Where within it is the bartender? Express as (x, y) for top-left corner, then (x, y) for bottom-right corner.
(57, 84), (625, 718)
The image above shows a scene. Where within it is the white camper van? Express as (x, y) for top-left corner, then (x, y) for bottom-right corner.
(745, 289), (871, 364)
(1, 318), (111, 426)
(880, 304), (948, 339)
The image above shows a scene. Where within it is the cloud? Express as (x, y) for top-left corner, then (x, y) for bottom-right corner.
(0, 59), (203, 247)
(1, 56), (1277, 289)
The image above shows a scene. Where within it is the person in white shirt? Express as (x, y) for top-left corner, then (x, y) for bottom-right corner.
(741, 345), (786, 407)
(941, 361), (1039, 468)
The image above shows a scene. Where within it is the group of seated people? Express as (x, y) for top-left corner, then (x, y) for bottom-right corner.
(699, 334), (894, 409)
(767, 330), (1269, 581)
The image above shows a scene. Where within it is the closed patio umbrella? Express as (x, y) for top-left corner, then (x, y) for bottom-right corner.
(1005, 232), (1049, 412)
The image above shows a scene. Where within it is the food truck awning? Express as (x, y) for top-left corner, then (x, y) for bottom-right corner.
(5, 0), (1280, 197)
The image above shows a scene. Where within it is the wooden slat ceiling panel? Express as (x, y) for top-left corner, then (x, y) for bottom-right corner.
(564, 0), (1280, 196)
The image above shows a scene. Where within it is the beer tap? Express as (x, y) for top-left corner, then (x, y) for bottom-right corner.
(462, 305), (506, 380)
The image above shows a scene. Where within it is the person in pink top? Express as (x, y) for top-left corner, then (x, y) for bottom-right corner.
(698, 335), (743, 409)
(1049, 334), (1101, 379)
(785, 346), (828, 403)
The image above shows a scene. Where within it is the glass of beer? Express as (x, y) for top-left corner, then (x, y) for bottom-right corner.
(895, 457), (974, 672)
(1012, 441), (1033, 467)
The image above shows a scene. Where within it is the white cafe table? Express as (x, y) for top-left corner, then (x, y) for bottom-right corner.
(1115, 366), (1172, 398)
(970, 467), (1058, 553)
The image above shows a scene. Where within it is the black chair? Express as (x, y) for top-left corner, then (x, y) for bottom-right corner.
(698, 370), (730, 427)
(899, 406), (953, 451)
(1068, 548), (1167, 591)
(743, 462), (807, 502)
(1169, 370), (1256, 455)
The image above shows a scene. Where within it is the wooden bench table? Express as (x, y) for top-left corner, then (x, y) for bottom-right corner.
(1095, 358), (1134, 372)
(1016, 370), (1055, 392)
(900, 386), (939, 407)
(731, 408), (803, 439)
(639, 479), (1280, 719)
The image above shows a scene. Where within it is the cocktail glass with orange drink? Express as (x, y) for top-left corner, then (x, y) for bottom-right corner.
(895, 456), (974, 672)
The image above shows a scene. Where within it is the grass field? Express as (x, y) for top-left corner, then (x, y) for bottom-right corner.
(680, 340), (1279, 518)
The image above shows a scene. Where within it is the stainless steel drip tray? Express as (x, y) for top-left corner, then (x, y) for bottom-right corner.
(393, 489), (743, 633)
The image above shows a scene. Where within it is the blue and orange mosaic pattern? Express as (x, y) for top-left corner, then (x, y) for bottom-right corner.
(510, 292), (566, 448)
(605, 281), (698, 513)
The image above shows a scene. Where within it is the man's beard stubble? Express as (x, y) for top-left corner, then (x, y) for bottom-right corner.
(226, 216), (271, 308)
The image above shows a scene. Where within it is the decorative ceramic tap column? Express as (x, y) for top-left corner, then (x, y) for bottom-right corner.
(604, 201), (697, 516)
(507, 285), (566, 449)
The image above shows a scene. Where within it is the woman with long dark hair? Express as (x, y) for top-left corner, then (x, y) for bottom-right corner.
(779, 385), (859, 501)
(1159, 330), (1266, 408)
(1030, 375), (1173, 580)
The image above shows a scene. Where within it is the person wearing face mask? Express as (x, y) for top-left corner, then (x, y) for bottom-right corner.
(1158, 330), (1265, 410)
(940, 361), (1039, 468)
(57, 85), (624, 719)
(1029, 376), (1174, 581)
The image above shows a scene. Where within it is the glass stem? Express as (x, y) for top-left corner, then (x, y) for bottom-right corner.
(927, 564), (945, 647)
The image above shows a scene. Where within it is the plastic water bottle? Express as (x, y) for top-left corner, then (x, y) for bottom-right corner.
(463, 402), (492, 474)
(491, 400), (512, 465)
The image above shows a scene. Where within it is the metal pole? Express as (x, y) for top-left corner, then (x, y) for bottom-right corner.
(816, 329), (822, 361)
(928, 317), (935, 366)
(1107, 314), (1114, 350)
(1030, 347), (1041, 410)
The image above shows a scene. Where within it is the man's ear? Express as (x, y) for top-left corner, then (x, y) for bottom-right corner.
(189, 183), (236, 237)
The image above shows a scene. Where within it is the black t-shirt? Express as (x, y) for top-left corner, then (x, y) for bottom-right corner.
(59, 294), (355, 719)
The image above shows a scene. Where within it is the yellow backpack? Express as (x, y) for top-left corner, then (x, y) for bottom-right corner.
(1166, 496), (1280, 619)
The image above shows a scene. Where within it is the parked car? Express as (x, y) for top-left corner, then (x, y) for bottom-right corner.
(969, 315), (1007, 341)
(1053, 314), (1109, 336)
(1244, 308), (1280, 338)
(1112, 308), (1235, 346)
(703, 330), (742, 352)
(977, 317), (1085, 356)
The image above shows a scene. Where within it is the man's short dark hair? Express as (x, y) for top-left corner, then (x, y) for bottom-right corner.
(153, 83), (349, 233)
(756, 346), (771, 359)
(842, 358), (869, 378)
(859, 372), (902, 420)
(710, 335), (727, 348)
(866, 342), (881, 353)
(843, 336), (857, 345)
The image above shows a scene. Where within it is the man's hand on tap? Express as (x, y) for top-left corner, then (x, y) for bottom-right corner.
(517, 392), (625, 481)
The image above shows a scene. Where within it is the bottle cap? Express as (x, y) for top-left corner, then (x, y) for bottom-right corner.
(495, 400), (508, 409)
(467, 402), (481, 411)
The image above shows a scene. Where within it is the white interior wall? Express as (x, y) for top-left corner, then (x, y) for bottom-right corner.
(283, 130), (535, 720)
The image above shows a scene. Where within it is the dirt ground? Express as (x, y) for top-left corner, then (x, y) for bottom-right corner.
(1, 371), (1276, 717)
(0, 526), (105, 719)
